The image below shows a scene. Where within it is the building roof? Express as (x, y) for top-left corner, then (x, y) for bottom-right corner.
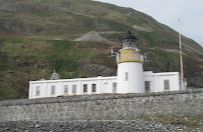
(30, 76), (117, 84)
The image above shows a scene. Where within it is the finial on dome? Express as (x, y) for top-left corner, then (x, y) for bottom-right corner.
(128, 31), (132, 34)
(50, 70), (60, 80)
(123, 31), (137, 41)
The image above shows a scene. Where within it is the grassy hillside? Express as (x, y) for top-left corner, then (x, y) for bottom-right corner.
(0, 0), (202, 100)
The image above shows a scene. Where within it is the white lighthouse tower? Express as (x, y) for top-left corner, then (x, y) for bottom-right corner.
(117, 31), (144, 93)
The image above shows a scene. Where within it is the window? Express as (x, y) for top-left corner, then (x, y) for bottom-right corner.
(112, 82), (117, 93)
(83, 84), (88, 93)
(72, 85), (77, 94)
(145, 81), (150, 92)
(51, 86), (55, 95)
(92, 84), (96, 93)
(35, 86), (40, 96)
(125, 72), (129, 81)
(164, 80), (170, 90)
(64, 85), (69, 94)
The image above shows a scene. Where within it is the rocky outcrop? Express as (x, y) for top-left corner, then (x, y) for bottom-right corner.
(74, 31), (116, 44)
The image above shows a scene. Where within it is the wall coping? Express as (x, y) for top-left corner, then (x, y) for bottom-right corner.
(0, 88), (202, 107)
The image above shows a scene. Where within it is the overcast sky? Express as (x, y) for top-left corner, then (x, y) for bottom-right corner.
(95, 0), (203, 47)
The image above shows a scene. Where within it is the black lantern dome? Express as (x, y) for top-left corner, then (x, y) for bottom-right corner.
(122, 31), (138, 48)
(122, 31), (137, 41)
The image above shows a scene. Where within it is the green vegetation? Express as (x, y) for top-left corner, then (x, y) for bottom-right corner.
(0, 0), (202, 100)
(149, 48), (180, 72)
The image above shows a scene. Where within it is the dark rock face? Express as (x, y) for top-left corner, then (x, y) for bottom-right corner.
(0, 120), (187, 132)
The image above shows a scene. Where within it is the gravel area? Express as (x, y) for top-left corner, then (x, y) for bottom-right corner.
(0, 120), (187, 132)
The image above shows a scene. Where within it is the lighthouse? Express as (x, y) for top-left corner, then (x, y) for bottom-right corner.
(29, 31), (181, 99)
(117, 31), (144, 93)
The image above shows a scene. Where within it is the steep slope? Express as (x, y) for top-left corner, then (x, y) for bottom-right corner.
(0, 0), (202, 100)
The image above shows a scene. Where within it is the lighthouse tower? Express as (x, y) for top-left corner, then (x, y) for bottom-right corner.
(117, 31), (144, 93)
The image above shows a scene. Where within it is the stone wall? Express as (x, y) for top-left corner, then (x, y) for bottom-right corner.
(0, 89), (202, 122)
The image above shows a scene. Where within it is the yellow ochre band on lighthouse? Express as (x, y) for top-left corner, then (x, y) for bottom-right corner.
(117, 48), (144, 64)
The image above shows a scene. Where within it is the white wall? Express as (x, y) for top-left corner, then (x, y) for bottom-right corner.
(144, 71), (180, 93)
(29, 77), (117, 99)
(117, 62), (144, 93)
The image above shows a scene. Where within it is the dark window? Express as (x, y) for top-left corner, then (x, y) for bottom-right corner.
(51, 86), (55, 95)
(112, 82), (117, 93)
(145, 81), (150, 92)
(125, 72), (129, 81)
(83, 84), (88, 93)
(92, 84), (96, 92)
(72, 85), (77, 94)
(36, 86), (40, 96)
(64, 85), (68, 94)
(164, 80), (170, 90)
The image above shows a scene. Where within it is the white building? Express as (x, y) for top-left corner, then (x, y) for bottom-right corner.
(29, 31), (181, 99)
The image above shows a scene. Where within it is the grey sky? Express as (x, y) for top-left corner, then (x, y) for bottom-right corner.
(95, 0), (203, 46)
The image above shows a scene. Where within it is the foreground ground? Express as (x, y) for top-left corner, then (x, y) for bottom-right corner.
(0, 115), (202, 132)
